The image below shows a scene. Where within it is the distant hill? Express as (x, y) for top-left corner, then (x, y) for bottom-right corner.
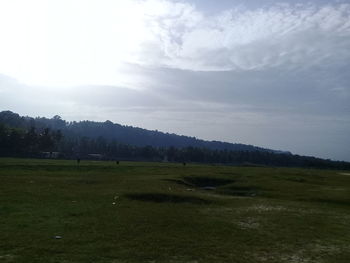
(0, 111), (350, 170)
(2, 110), (349, 169)
(0, 110), (286, 154)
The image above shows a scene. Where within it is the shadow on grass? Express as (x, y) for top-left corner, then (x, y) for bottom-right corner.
(125, 193), (212, 204)
(217, 186), (260, 197)
(164, 179), (192, 187)
(166, 176), (260, 197)
(165, 176), (235, 188)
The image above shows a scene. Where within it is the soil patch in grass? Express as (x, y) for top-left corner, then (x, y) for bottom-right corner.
(168, 176), (259, 196)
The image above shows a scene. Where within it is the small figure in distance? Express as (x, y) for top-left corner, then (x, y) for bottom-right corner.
(77, 158), (81, 165)
(183, 162), (186, 166)
(116, 160), (120, 165)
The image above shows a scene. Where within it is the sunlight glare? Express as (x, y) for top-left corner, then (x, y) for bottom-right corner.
(0, 0), (159, 87)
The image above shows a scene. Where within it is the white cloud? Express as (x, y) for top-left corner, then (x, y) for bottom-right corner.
(134, 2), (350, 71)
(1, 1), (350, 85)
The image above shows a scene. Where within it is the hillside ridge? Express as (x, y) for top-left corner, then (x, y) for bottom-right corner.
(0, 110), (288, 154)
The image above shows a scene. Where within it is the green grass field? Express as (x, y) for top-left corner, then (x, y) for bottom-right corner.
(0, 158), (349, 263)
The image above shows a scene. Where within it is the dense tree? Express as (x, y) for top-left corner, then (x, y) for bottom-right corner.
(0, 110), (275, 152)
(0, 124), (62, 156)
(0, 110), (349, 169)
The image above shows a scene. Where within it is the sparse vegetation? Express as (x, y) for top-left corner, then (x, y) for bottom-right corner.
(0, 158), (349, 262)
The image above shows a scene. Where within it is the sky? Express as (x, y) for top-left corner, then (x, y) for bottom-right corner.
(0, 0), (349, 161)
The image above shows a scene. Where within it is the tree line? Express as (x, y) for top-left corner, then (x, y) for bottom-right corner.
(0, 110), (279, 153)
(0, 124), (62, 156)
(0, 110), (349, 169)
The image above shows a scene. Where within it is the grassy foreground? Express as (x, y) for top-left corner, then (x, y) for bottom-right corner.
(0, 158), (349, 263)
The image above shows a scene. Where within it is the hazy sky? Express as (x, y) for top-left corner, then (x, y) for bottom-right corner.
(0, 0), (350, 161)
